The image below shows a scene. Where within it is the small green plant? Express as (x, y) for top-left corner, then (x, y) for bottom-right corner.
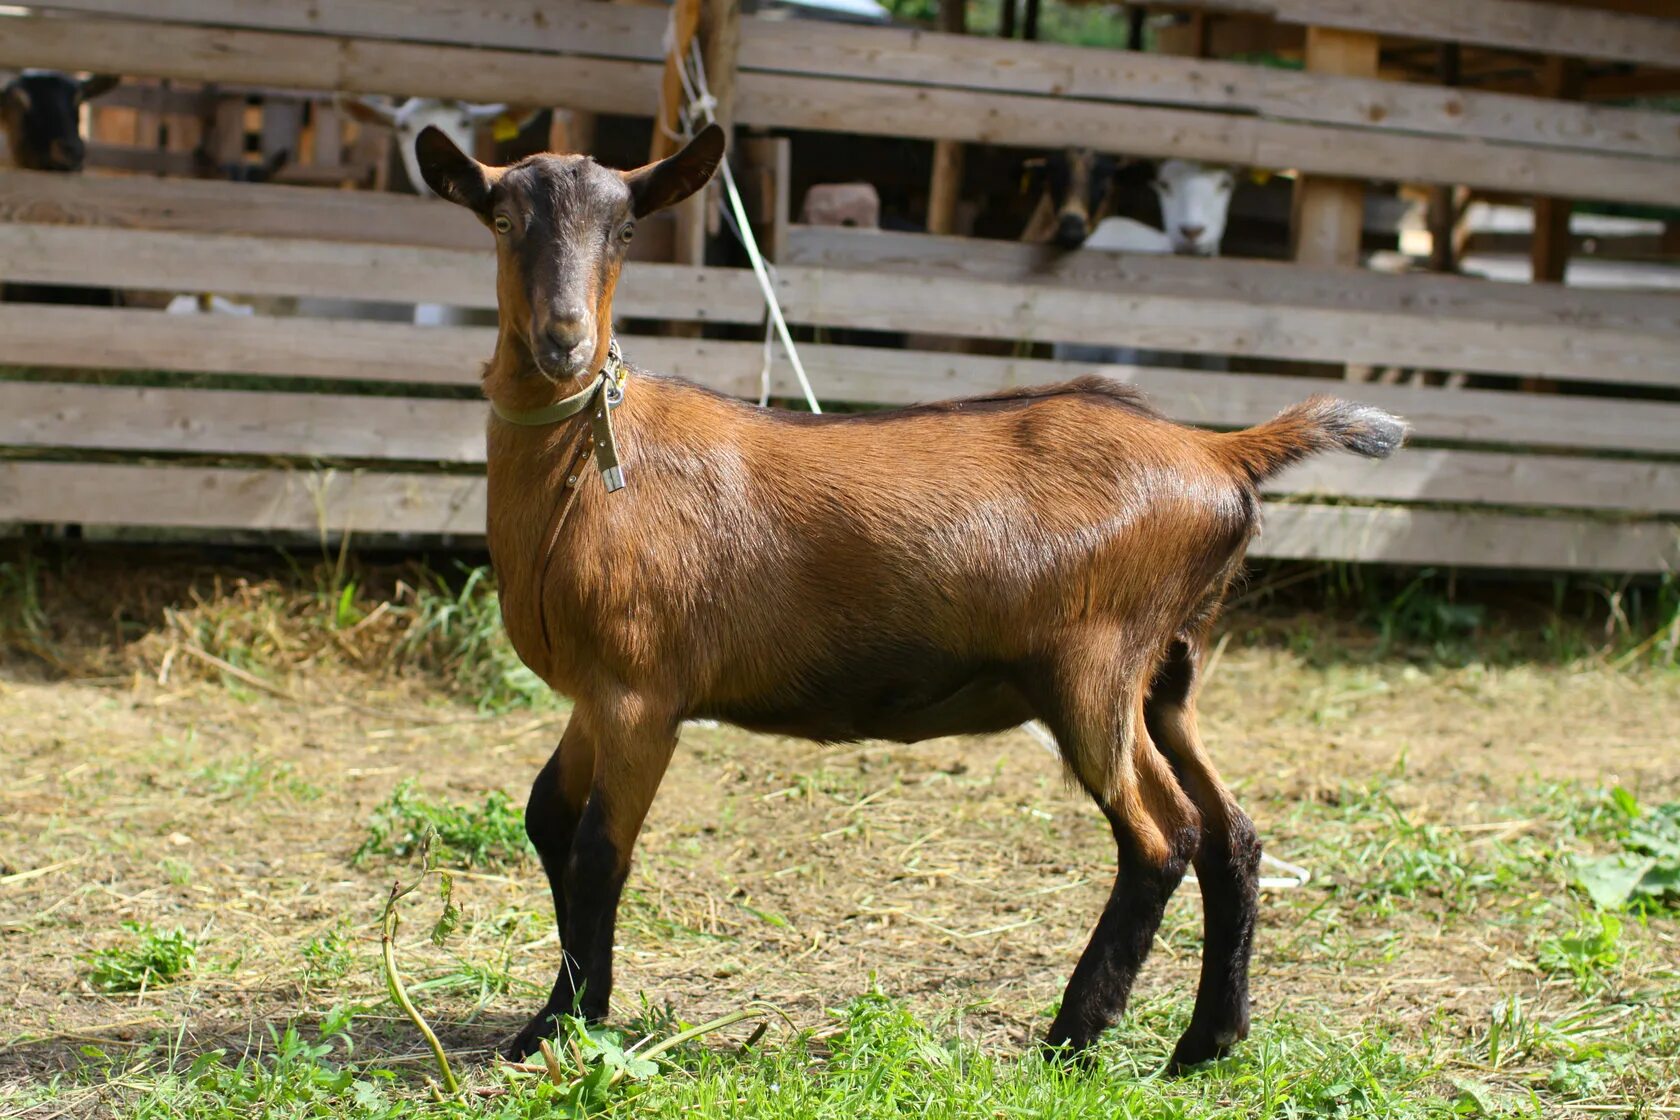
(400, 564), (554, 712)
(355, 779), (531, 869)
(301, 920), (356, 988)
(1538, 911), (1624, 992)
(1569, 788), (1680, 912)
(87, 922), (198, 993)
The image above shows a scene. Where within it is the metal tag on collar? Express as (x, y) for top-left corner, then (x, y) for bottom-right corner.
(584, 359), (624, 490)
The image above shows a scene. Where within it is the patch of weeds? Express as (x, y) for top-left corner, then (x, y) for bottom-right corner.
(160, 857), (195, 886)
(301, 920), (356, 988)
(1537, 910), (1624, 993)
(1569, 787), (1680, 912)
(354, 779), (531, 869)
(400, 564), (554, 713)
(86, 922), (198, 993)
(190, 758), (322, 803)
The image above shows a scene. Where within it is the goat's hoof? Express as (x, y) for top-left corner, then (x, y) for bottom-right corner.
(1039, 1034), (1098, 1070)
(504, 1011), (562, 1063)
(1165, 1026), (1243, 1075)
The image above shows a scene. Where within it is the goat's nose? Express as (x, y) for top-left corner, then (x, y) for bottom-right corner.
(545, 307), (589, 352)
(1054, 214), (1089, 250)
(47, 137), (85, 171)
(1179, 224), (1206, 242)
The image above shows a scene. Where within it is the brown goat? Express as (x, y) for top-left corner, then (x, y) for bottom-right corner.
(414, 123), (1406, 1071)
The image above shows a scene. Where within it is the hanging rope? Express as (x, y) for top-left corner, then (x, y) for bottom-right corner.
(672, 36), (821, 414)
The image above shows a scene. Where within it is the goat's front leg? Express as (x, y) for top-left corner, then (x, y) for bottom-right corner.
(505, 719), (596, 1061)
(508, 699), (678, 1057)
(564, 698), (679, 1008)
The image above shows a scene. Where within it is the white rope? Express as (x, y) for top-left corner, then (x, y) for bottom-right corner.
(677, 40), (821, 414)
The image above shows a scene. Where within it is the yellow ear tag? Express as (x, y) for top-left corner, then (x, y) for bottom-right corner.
(1248, 168), (1273, 186)
(491, 113), (521, 143)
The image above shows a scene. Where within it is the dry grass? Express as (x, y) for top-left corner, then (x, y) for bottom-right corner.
(1, 548), (1677, 1117)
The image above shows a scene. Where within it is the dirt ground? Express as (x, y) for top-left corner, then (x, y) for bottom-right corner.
(4, 605), (1677, 1100)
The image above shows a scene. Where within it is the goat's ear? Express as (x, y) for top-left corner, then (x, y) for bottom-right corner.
(415, 125), (494, 215)
(341, 96), (397, 128)
(622, 124), (724, 218)
(79, 74), (119, 102)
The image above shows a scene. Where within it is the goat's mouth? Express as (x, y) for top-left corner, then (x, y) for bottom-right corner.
(530, 339), (595, 383)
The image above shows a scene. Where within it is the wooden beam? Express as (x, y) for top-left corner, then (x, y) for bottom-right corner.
(1161, 0), (1680, 70)
(9, 381), (1678, 516)
(730, 72), (1680, 208)
(925, 0), (967, 237)
(6, 223), (1678, 384)
(1293, 26), (1379, 269)
(732, 19), (1680, 161)
(6, 14), (1679, 204)
(651, 0), (703, 162)
(3, 459), (1670, 571)
(1531, 57), (1588, 287)
(0, 461), (488, 536)
(7, 306), (1680, 457)
(0, 14), (662, 119)
(1253, 505), (1680, 573)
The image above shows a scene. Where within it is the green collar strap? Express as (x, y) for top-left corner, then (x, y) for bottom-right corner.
(491, 338), (629, 493)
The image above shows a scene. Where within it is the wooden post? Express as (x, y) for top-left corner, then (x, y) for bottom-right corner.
(649, 0), (702, 163)
(1292, 27), (1378, 268)
(548, 109), (597, 156)
(926, 0), (966, 236)
(1531, 57), (1585, 286)
(999, 0), (1015, 39)
(1022, 0), (1041, 41)
(1426, 43), (1461, 273)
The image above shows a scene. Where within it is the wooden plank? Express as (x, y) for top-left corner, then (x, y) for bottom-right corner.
(0, 166), (486, 250)
(925, 0), (966, 237)
(1269, 449), (1680, 516)
(8, 381), (1677, 516)
(1, 458), (1671, 571)
(1253, 505), (1680, 573)
(0, 224), (768, 323)
(33, 0), (671, 62)
(7, 306), (1680, 457)
(48, 0), (1680, 161)
(0, 382), (486, 462)
(4, 222), (1677, 385)
(781, 226), (1680, 337)
(0, 15), (661, 119)
(1165, 0), (1680, 70)
(731, 72), (1680, 208)
(736, 15), (1680, 161)
(7, 14), (1680, 206)
(0, 461), (488, 535)
(651, 0), (702, 161)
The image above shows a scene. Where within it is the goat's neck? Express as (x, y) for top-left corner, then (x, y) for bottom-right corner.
(482, 332), (599, 416)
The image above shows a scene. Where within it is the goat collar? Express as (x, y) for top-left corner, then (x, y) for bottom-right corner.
(491, 336), (629, 492)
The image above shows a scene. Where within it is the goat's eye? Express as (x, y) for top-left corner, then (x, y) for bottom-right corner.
(618, 223), (635, 244)
(493, 215), (512, 234)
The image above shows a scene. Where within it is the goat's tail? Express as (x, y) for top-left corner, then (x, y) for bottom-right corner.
(1215, 396), (1408, 485)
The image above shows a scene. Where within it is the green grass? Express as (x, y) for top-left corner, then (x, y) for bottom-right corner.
(354, 779), (532, 870)
(85, 922), (199, 994)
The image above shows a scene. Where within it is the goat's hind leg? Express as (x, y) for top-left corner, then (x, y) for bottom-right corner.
(507, 717), (597, 1060)
(1043, 674), (1201, 1056)
(1147, 639), (1262, 1071)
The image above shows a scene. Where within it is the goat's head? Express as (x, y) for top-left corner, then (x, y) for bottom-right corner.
(1152, 159), (1235, 257)
(416, 123), (724, 388)
(1026, 148), (1119, 249)
(1, 71), (118, 172)
(347, 97), (508, 198)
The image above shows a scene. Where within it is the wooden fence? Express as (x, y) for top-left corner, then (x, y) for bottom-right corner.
(1, 0), (1678, 572)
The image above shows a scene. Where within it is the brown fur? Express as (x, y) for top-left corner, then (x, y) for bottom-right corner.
(413, 123), (1407, 1071)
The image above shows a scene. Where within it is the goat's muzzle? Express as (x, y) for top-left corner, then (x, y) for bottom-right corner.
(532, 306), (595, 380)
(1054, 213), (1089, 250)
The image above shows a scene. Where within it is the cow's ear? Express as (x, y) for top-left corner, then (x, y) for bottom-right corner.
(79, 74), (120, 102)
